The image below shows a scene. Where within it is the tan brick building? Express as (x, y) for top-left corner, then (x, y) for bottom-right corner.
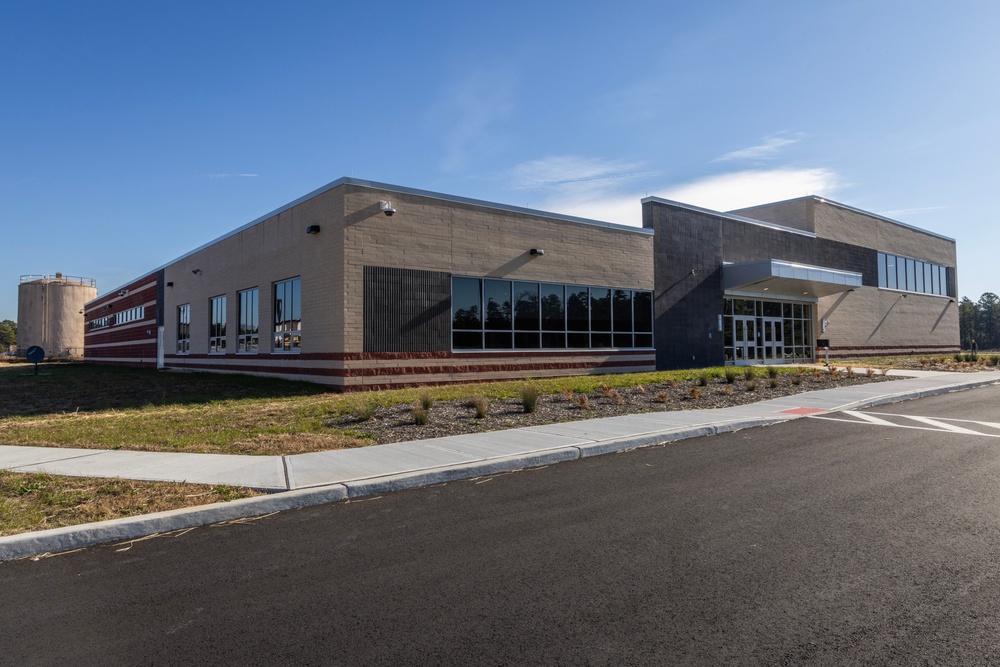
(83, 179), (959, 385)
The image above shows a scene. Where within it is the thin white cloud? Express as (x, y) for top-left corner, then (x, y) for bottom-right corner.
(877, 206), (946, 219)
(527, 166), (841, 227)
(659, 168), (840, 212)
(429, 69), (516, 172)
(510, 155), (651, 190)
(715, 133), (803, 162)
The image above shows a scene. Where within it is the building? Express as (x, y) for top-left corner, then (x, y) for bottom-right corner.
(82, 178), (959, 388)
(644, 196), (959, 367)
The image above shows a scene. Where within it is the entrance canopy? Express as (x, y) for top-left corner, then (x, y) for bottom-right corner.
(722, 259), (862, 298)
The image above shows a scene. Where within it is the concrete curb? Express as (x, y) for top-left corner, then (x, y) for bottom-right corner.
(0, 484), (348, 562)
(2, 375), (997, 561)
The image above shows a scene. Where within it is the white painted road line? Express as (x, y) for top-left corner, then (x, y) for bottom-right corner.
(807, 411), (1000, 438)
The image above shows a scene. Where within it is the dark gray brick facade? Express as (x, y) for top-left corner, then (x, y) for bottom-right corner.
(363, 266), (451, 352)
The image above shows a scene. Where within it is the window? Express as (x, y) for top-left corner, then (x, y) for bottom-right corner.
(238, 288), (259, 353)
(876, 252), (950, 297)
(273, 277), (301, 352)
(209, 295), (226, 354)
(89, 316), (111, 331)
(113, 306), (145, 326)
(452, 277), (653, 350)
(177, 304), (190, 354)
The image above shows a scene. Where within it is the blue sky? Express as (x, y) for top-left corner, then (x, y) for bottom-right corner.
(3, 0), (998, 321)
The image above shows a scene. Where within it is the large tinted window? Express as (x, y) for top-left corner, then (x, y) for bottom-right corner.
(454, 277), (652, 351)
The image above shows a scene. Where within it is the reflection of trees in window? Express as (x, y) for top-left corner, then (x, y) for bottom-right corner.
(513, 282), (539, 331)
(453, 305), (481, 330)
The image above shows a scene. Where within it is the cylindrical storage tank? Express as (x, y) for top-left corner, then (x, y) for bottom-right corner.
(17, 273), (98, 358)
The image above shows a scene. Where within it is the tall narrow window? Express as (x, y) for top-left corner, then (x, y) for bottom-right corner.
(209, 295), (226, 353)
(273, 277), (302, 352)
(177, 304), (190, 354)
(238, 288), (259, 353)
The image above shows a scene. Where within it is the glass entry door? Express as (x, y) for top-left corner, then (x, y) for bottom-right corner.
(733, 316), (756, 365)
(761, 317), (783, 362)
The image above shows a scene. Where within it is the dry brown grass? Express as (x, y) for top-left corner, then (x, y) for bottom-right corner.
(0, 470), (261, 537)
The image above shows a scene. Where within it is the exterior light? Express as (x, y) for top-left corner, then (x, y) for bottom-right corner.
(379, 201), (396, 217)
(306, 225), (321, 234)
(530, 248), (544, 256)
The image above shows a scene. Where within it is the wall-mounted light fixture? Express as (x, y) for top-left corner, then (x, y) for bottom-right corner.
(192, 269), (202, 275)
(529, 248), (544, 256)
(379, 201), (396, 217)
(949, 298), (956, 303)
(118, 289), (128, 297)
(306, 225), (321, 234)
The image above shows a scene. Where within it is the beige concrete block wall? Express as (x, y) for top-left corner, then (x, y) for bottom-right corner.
(814, 201), (956, 267)
(818, 287), (959, 352)
(162, 187), (345, 356)
(340, 184), (655, 353)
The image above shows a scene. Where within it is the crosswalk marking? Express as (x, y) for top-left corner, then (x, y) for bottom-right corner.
(807, 410), (1000, 438)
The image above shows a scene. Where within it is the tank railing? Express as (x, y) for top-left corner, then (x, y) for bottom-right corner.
(19, 275), (96, 287)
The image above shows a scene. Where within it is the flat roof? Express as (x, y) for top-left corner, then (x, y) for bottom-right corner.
(89, 177), (652, 304)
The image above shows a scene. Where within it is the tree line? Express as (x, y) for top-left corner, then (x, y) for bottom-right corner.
(959, 293), (1000, 351)
(0, 319), (15, 350)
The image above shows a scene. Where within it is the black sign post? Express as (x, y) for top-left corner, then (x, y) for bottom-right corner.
(816, 339), (830, 366)
(25, 346), (45, 376)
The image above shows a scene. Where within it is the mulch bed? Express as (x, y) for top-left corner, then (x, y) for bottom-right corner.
(330, 370), (898, 445)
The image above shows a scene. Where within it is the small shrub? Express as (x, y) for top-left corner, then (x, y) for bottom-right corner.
(880, 367), (890, 376)
(768, 377), (778, 389)
(954, 353), (964, 363)
(919, 357), (929, 367)
(636, 384), (646, 394)
(846, 367), (856, 378)
(412, 405), (428, 426)
(724, 368), (737, 384)
(689, 387), (701, 400)
(829, 369), (842, 380)
(610, 390), (625, 406)
(865, 368), (874, 378)
(743, 367), (755, 381)
(698, 373), (709, 387)
(353, 401), (378, 422)
(521, 384), (541, 413)
(576, 394), (591, 410)
(991, 355), (1000, 367)
(791, 374), (802, 386)
(469, 396), (488, 419)
(562, 387), (574, 401)
(599, 383), (613, 397)
(745, 381), (757, 392)
(767, 366), (778, 379)
(419, 392), (434, 411)
(720, 384), (732, 396)
(655, 391), (670, 404)
(667, 379), (678, 389)
(964, 353), (975, 363)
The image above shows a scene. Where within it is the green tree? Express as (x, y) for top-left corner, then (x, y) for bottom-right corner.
(0, 319), (15, 349)
(977, 292), (1000, 350)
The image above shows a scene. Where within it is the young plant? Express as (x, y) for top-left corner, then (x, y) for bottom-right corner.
(610, 389), (625, 406)
(412, 405), (428, 426)
(562, 387), (574, 401)
(698, 372), (709, 387)
(743, 367), (755, 381)
(720, 384), (732, 396)
(655, 391), (670, 404)
(576, 394), (591, 410)
(745, 381), (757, 392)
(689, 387), (701, 400)
(469, 396), (488, 419)
(768, 377), (778, 389)
(419, 392), (434, 411)
(353, 400), (378, 422)
(791, 373), (802, 386)
(521, 384), (541, 413)
(724, 368), (737, 384)
(636, 384), (646, 394)
(599, 383), (614, 397)
(766, 366), (778, 379)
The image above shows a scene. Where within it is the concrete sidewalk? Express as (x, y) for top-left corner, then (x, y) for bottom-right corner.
(3, 368), (999, 560)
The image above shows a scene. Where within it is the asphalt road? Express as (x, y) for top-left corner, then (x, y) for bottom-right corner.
(3, 384), (1000, 666)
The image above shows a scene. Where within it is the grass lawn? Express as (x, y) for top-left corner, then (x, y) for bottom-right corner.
(0, 361), (796, 456)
